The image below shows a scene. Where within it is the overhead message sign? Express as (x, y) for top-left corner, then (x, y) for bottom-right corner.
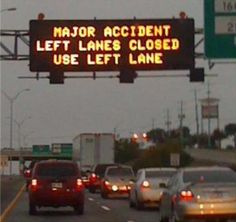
(204, 0), (236, 58)
(30, 19), (194, 72)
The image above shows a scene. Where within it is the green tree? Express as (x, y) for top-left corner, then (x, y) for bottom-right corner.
(114, 139), (139, 164)
(147, 128), (166, 143)
(224, 123), (236, 149)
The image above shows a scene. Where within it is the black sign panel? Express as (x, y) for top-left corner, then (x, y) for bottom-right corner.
(30, 19), (194, 72)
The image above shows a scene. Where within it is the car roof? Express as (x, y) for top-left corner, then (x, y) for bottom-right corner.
(141, 167), (177, 172)
(180, 166), (233, 172)
(106, 165), (132, 169)
(35, 159), (77, 165)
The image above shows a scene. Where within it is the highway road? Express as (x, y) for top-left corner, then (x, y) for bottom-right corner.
(6, 190), (160, 222)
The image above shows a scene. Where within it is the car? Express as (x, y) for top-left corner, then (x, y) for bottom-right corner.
(28, 160), (85, 215)
(159, 166), (236, 222)
(129, 167), (177, 210)
(23, 160), (38, 191)
(100, 165), (135, 199)
(81, 169), (91, 188)
(88, 163), (117, 193)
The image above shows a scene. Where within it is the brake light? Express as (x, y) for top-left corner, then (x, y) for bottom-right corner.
(141, 180), (150, 188)
(77, 179), (83, 186)
(32, 179), (37, 186)
(24, 169), (31, 177)
(179, 190), (194, 201)
(91, 173), (96, 178)
(104, 180), (110, 186)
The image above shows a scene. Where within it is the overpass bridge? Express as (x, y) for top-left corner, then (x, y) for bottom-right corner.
(0, 149), (72, 161)
(1, 148), (236, 166)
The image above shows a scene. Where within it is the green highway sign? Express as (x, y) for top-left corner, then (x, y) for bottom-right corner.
(32, 145), (50, 156)
(204, 0), (236, 58)
(51, 143), (73, 158)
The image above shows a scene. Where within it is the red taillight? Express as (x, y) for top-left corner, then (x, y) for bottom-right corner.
(77, 179), (83, 186)
(31, 179), (37, 186)
(104, 180), (110, 186)
(24, 169), (31, 177)
(91, 173), (96, 178)
(179, 190), (194, 201)
(141, 180), (150, 188)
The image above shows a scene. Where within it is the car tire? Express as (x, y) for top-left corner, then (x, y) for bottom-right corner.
(29, 202), (37, 215)
(89, 187), (96, 193)
(135, 193), (143, 210)
(74, 204), (84, 215)
(159, 217), (169, 222)
(129, 198), (135, 208)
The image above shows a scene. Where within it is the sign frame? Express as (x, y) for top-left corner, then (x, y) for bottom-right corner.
(30, 19), (195, 72)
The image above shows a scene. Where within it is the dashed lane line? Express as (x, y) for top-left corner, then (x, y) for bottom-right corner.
(101, 205), (111, 211)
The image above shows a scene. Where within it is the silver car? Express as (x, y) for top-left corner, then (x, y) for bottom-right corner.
(129, 167), (176, 210)
(160, 166), (236, 222)
(100, 165), (135, 198)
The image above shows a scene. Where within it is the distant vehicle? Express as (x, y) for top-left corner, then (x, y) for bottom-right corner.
(88, 163), (117, 193)
(28, 160), (85, 215)
(100, 165), (135, 199)
(81, 165), (92, 188)
(72, 133), (115, 169)
(23, 160), (38, 191)
(159, 166), (236, 222)
(129, 167), (177, 210)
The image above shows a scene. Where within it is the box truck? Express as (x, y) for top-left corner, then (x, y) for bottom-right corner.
(72, 133), (115, 169)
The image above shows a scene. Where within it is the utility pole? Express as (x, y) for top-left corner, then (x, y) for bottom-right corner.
(194, 89), (200, 147)
(207, 81), (211, 148)
(165, 109), (171, 136)
(178, 101), (185, 149)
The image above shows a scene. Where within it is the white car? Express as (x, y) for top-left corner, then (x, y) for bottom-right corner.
(100, 165), (135, 198)
(160, 166), (236, 222)
(129, 167), (177, 210)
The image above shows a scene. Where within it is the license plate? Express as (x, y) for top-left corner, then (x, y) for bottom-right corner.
(119, 186), (127, 191)
(51, 182), (63, 188)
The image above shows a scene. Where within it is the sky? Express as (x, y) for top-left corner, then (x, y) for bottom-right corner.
(1, 0), (236, 148)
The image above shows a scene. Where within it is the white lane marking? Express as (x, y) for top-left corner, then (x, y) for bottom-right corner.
(127, 220), (135, 222)
(88, 197), (94, 201)
(101, 205), (111, 211)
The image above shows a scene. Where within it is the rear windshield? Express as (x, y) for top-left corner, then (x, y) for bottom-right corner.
(94, 164), (116, 177)
(36, 163), (78, 177)
(146, 171), (176, 178)
(183, 170), (236, 183)
(107, 167), (134, 177)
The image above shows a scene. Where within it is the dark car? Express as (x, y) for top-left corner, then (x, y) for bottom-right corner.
(23, 160), (38, 191)
(88, 163), (117, 193)
(28, 160), (85, 215)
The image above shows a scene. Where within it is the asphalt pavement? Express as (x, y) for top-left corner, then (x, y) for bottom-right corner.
(5, 189), (160, 222)
(0, 175), (25, 214)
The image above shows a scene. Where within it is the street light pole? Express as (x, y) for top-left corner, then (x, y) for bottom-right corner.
(2, 89), (30, 175)
(13, 116), (32, 150)
(14, 116), (31, 175)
